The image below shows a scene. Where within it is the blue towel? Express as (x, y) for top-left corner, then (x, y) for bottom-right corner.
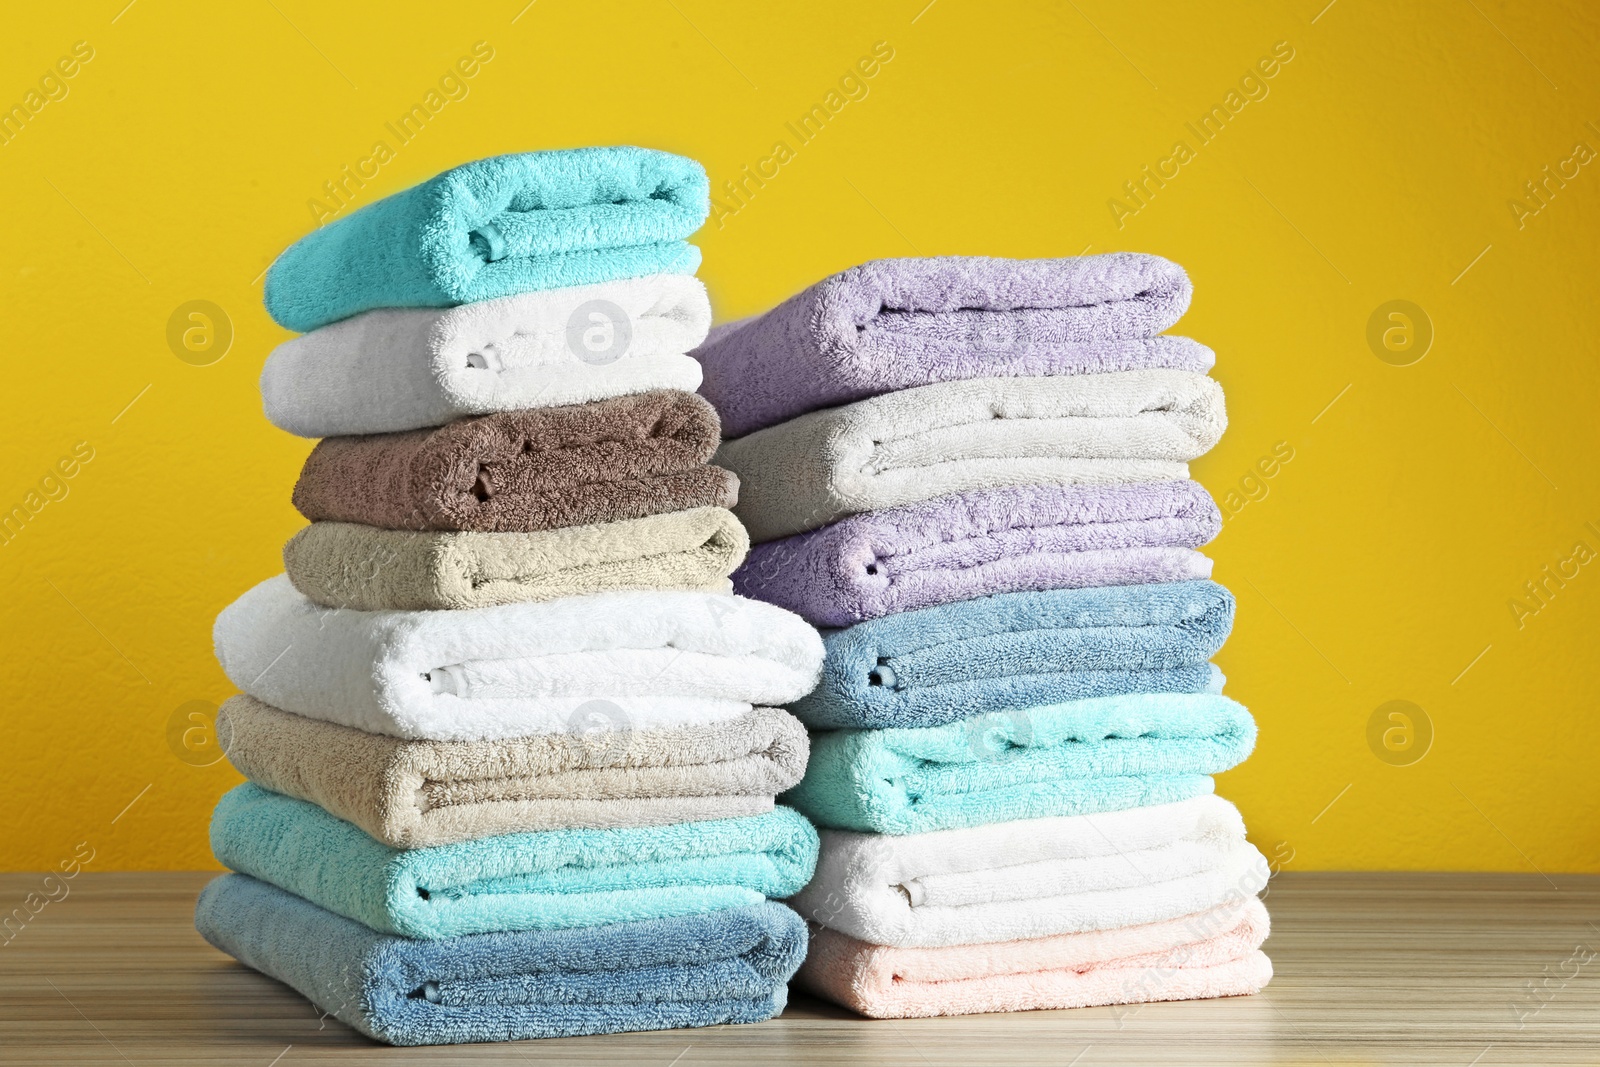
(783, 692), (1255, 834)
(211, 783), (817, 938)
(265, 147), (710, 331)
(791, 580), (1234, 729)
(195, 874), (806, 1046)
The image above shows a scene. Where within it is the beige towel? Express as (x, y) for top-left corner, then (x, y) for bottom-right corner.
(282, 506), (750, 610)
(217, 695), (811, 848)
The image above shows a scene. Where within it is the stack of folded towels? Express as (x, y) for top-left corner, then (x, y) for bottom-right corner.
(693, 255), (1272, 1019)
(195, 148), (829, 1046)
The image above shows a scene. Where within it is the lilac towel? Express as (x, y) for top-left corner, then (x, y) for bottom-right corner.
(732, 482), (1220, 626)
(694, 254), (1212, 437)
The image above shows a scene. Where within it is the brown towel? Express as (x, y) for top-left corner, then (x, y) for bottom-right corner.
(216, 695), (811, 848)
(283, 507), (750, 611)
(291, 389), (737, 532)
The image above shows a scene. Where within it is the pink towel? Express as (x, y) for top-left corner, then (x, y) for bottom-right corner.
(796, 897), (1271, 1019)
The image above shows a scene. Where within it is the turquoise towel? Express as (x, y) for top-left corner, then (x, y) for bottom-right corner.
(265, 147), (710, 331)
(210, 783), (817, 938)
(782, 692), (1255, 834)
(196, 874), (807, 1045)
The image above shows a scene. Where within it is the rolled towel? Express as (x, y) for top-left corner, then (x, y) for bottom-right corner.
(211, 783), (819, 938)
(291, 389), (735, 533)
(283, 506), (748, 611)
(791, 580), (1234, 730)
(217, 695), (809, 847)
(262, 275), (712, 437)
(694, 254), (1209, 437)
(716, 371), (1225, 541)
(797, 897), (1270, 1018)
(787, 795), (1267, 947)
(196, 875), (806, 1045)
(212, 576), (823, 741)
(734, 482), (1219, 626)
(264, 147), (710, 332)
(784, 692), (1254, 834)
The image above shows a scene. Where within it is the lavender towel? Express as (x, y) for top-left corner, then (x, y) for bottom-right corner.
(733, 482), (1221, 627)
(694, 254), (1211, 437)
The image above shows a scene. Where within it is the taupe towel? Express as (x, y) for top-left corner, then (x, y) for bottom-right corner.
(217, 695), (811, 848)
(283, 507), (750, 611)
(291, 389), (737, 532)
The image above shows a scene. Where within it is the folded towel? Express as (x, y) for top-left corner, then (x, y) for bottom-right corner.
(791, 580), (1233, 730)
(694, 254), (1210, 437)
(213, 576), (824, 741)
(217, 695), (810, 847)
(211, 783), (819, 938)
(283, 506), (748, 611)
(788, 795), (1267, 947)
(797, 897), (1270, 1018)
(734, 482), (1220, 626)
(196, 875), (806, 1045)
(262, 275), (712, 437)
(264, 147), (711, 332)
(292, 389), (735, 534)
(715, 372), (1225, 541)
(784, 693), (1254, 834)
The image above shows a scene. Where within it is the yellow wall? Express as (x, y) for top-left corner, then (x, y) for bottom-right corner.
(3, 0), (1596, 871)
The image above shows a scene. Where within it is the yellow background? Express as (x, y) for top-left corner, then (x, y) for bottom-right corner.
(3, 0), (1596, 871)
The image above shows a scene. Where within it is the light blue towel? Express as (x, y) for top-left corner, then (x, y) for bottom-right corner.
(791, 580), (1234, 729)
(210, 783), (817, 938)
(782, 692), (1255, 834)
(196, 874), (807, 1046)
(265, 147), (710, 331)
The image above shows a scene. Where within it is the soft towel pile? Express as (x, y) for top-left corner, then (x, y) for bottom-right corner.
(200, 149), (829, 1045)
(694, 253), (1271, 1018)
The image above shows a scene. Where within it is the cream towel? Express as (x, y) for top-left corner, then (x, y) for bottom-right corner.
(217, 695), (810, 848)
(261, 275), (711, 437)
(213, 576), (824, 741)
(283, 507), (749, 611)
(797, 897), (1270, 1018)
(787, 795), (1267, 947)
(715, 371), (1226, 541)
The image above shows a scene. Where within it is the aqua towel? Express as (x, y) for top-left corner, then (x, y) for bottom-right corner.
(265, 147), (710, 331)
(791, 580), (1234, 729)
(783, 693), (1255, 834)
(196, 874), (806, 1046)
(210, 783), (818, 938)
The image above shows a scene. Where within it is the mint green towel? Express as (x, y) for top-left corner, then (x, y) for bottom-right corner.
(265, 147), (710, 331)
(210, 784), (817, 938)
(782, 693), (1255, 834)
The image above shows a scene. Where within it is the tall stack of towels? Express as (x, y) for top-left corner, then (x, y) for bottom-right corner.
(195, 148), (830, 1046)
(695, 255), (1272, 1018)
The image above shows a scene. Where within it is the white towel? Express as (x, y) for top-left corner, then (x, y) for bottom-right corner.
(715, 370), (1227, 541)
(260, 275), (711, 437)
(787, 795), (1267, 947)
(213, 576), (824, 741)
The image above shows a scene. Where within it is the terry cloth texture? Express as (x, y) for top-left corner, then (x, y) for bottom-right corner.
(797, 897), (1270, 1018)
(196, 875), (807, 1046)
(784, 693), (1255, 834)
(213, 576), (824, 741)
(264, 147), (711, 332)
(787, 794), (1268, 947)
(283, 507), (749, 611)
(694, 254), (1210, 437)
(734, 481), (1220, 626)
(791, 580), (1234, 730)
(292, 389), (736, 534)
(262, 275), (713, 437)
(715, 371), (1226, 542)
(211, 783), (819, 939)
(217, 695), (810, 848)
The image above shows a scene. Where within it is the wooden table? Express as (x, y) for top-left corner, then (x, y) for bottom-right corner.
(2, 872), (1596, 1065)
